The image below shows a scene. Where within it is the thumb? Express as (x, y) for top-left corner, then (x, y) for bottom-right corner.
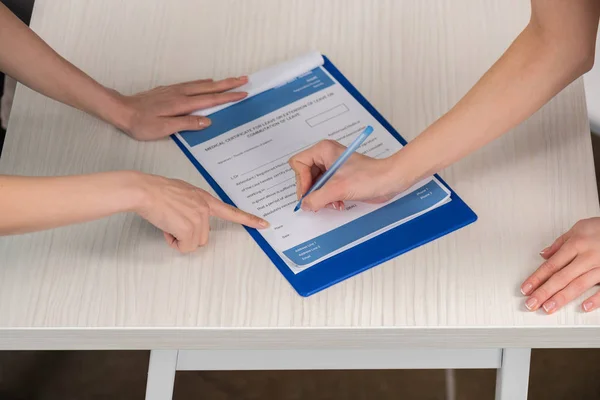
(165, 115), (212, 134)
(302, 182), (346, 212)
(540, 230), (572, 259)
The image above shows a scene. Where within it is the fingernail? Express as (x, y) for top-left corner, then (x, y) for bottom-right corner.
(525, 297), (538, 310)
(332, 203), (337, 210)
(540, 246), (550, 256)
(259, 219), (269, 228)
(521, 283), (533, 295)
(198, 117), (211, 128)
(238, 75), (248, 81)
(583, 301), (594, 312)
(543, 300), (556, 314)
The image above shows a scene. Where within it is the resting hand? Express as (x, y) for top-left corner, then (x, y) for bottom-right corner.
(521, 218), (600, 314)
(116, 77), (248, 141)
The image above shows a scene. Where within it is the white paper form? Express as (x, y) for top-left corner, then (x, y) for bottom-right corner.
(176, 55), (451, 273)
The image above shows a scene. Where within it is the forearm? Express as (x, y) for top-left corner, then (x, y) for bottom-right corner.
(0, 3), (131, 130)
(0, 171), (144, 235)
(389, 20), (597, 188)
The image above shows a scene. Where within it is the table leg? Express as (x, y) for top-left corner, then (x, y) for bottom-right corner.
(145, 350), (178, 400)
(495, 348), (531, 400)
(445, 369), (456, 400)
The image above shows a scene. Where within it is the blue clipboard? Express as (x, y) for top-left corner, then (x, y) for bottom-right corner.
(171, 55), (478, 297)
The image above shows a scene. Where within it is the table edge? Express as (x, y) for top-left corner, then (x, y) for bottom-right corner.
(0, 327), (599, 350)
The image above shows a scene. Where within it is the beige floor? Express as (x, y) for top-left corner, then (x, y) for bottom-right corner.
(1, 349), (600, 399)
(0, 136), (599, 399)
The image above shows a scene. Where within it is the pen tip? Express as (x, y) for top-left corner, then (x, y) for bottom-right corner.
(293, 204), (301, 213)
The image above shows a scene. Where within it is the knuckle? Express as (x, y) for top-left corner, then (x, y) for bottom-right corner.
(181, 221), (194, 237)
(528, 274), (542, 289)
(576, 221), (594, 236)
(534, 286), (549, 301)
(581, 254), (600, 270)
(193, 192), (209, 206)
(190, 211), (203, 225)
(571, 278), (588, 294)
(319, 139), (336, 149)
(303, 197), (315, 210)
(194, 200), (210, 216)
(201, 205), (210, 216)
(539, 260), (558, 275)
(552, 292), (566, 306)
(552, 269), (569, 284)
(315, 140), (333, 152)
(159, 119), (172, 133)
(224, 204), (239, 215)
(574, 219), (588, 230)
(569, 237), (588, 252)
(218, 78), (238, 88)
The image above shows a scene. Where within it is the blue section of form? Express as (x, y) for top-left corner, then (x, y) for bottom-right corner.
(179, 67), (335, 147)
(283, 181), (448, 265)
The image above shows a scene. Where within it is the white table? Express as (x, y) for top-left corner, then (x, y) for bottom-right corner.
(584, 31), (600, 133)
(1, 1), (599, 399)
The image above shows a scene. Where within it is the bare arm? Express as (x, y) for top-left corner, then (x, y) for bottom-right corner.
(0, 4), (268, 247)
(389, 0), (600, 189)
(0, 171), (268, 251)
(289, 0), (600, 314)
(0, 2), (132, 130)
(290, 0), (600, 210)
(0, 2), (248, 140)
(0, 172), (142, 235)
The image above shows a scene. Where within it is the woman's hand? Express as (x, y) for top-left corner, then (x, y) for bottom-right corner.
(134, 173), (269, 253)
(0, 3), (251, 142)
(0, 171), (268, 248)
(521, 218), (600, 314)
(288, 139), (405, 211)
(114, 77), (248, 141)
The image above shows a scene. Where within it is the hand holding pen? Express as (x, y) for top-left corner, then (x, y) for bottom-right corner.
(289, 126), (402, 212)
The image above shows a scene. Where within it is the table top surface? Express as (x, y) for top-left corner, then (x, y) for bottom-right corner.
(1, 0), (599, 350)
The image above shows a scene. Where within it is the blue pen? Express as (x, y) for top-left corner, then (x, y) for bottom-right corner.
(293, 125), (374, 212)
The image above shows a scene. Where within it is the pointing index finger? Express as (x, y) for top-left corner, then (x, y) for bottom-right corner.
(207, 197), (269, 229)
